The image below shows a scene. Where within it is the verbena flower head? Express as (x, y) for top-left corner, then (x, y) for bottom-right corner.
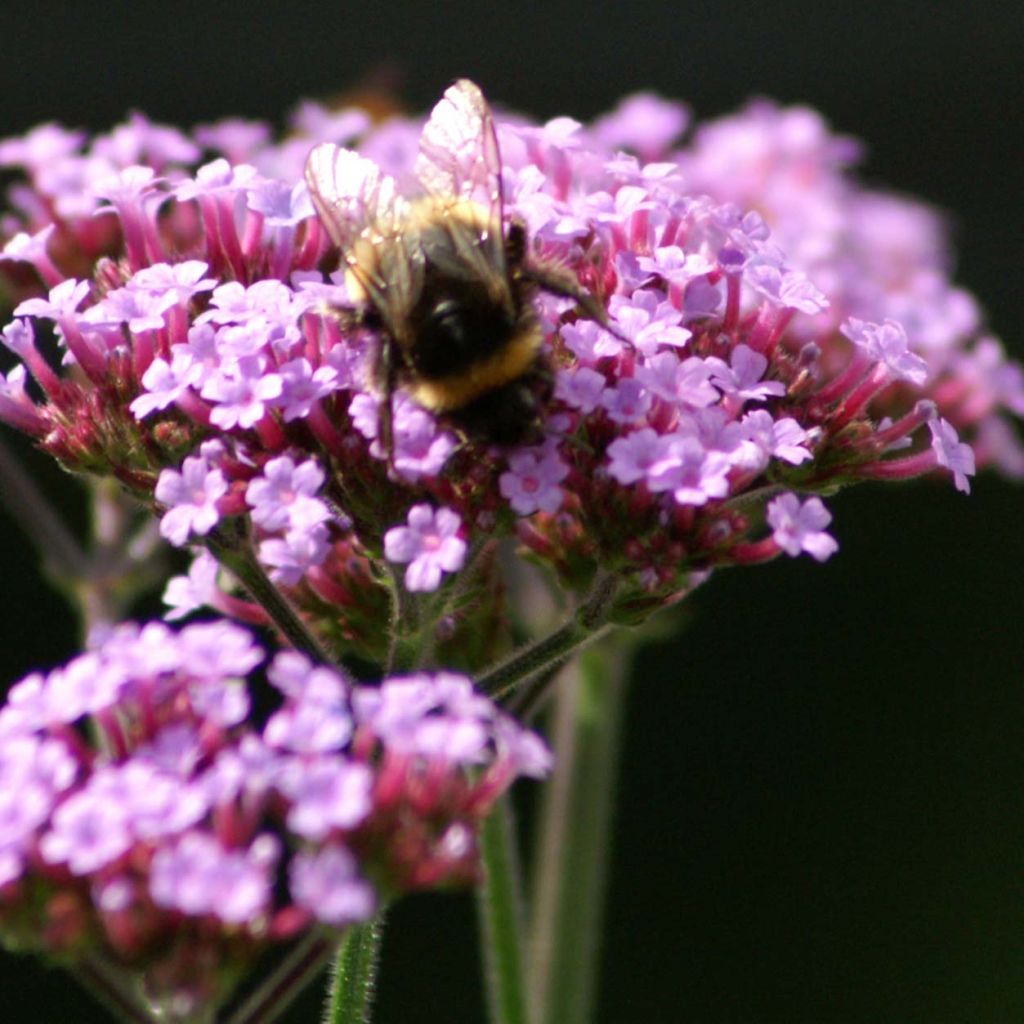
(0, 90), (1006, 670)
(0, 621), (547, 1016)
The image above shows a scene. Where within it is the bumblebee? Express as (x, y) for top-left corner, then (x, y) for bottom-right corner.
(304, 79), (610, 450)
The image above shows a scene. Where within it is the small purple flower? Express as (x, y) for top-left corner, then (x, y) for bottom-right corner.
(201, 355), (284, 430)
(264, 659), (353, 754)
(39, 789), (133, 876)
(706, 344), (786, 403)
(198, 279), (294, 326)
(278, 757), (373, 840)
(264, 698), (353, 755)
(493, 717), (555, 778)
(599, 378), (653, 425)
(194, 117), (272, 162)
(246, 455), (328, 532)
(93, 112), (199, 167)
(163, 551), (221, 620)
(174, 158), (260, 201)
(589, 91), (690, 157)
(767, 493), (839, 561)
(0, 737), (76, 855)
(561, 319), (624, 362)
(89, 164), (163, 207)
(636, 353), (718, 409)
(610, 289), (692, 356)
(258, 523), (331, 586)
(246, 179), (314, 228)
(92, 762), (206, 839)
(746, 263), (829, 314)
(646, 434), (732, 506)
(45, 653), (125, 721)
(384, 505), (467, 592)
(388, 399), (458, 480)
(1, 318), (35, 359)
(841, 318), (929, 386)
(150, 831), (279, 924)
(154, 456), (228, 547)
(928, 417), (976, 494)
(274, 358), (341, 421)
(289, 845), (375, 927)
(202, 735), (279, 805)
(736, 409), (813, 469)
(555, 366), (607, 413)
(606, 428), (667, 485)
(177, 620), (265, 680)
(130, 349), (203, 419)
(1, 224), (57, 270)
(267, 651), (348, 703)
(0, 122), (85, 170)
(128, 260), (217, 303)
(636, 246), (713, 287)
(499, 449), (570, 516)
(352, 672), (496, 764)
(14, 278), (91, 322)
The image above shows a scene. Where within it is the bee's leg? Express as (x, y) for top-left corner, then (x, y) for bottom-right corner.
(505, 219), (528, 267)
(523, 259), (628, 343)
(318, 303), (366, 334)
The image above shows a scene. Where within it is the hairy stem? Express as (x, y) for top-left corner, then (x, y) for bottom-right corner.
(204, 521), (331, 664)
(385, 564), (421, 673)
(477, 570), (620, 701)
(73, 958), (154, 1024)
(323, 916), (385, 1024)
(528, 645), (629, 1024)
(225, 932), (335, 1024)
(477, 797), (532, 1024)
(0, 435), (90, 578)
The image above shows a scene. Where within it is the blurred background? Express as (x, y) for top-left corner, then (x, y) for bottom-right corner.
(0, 1), (1022, 1021)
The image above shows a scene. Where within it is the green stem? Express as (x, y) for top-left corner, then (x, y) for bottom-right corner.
(224, 932), (335, 1024)
(72, 957), (154, 1024)
(385, 564), (421, 673)
(477, 797), (531, 1024)
(204, 521), (331, 664)
(323, 916), (385, 1024)
(0, 434), (90, 578)
(528, 645), (629, 1024)
(477, 570), (620, 701)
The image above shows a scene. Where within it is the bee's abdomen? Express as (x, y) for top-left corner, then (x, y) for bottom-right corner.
(450, 370), (552, 446)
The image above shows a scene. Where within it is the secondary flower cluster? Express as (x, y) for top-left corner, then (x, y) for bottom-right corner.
(0, 619), (548, 1015)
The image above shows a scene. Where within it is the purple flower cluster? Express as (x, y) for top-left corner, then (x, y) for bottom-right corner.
(671, 98), (1024, 475)
(0, 620), (547, 1011)
(0, 90), (1001, 651)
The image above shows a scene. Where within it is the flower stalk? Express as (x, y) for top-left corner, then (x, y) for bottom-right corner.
(477, 797), (531, 1024)
(203, 519), (332, 664)
(478, 570), (621, 701)
(323, 917), (385, 1024)
(224, 933), (335, 1024)
(528, 645), (630, 1024)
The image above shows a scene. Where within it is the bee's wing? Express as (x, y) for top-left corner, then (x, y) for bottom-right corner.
(305, 143), (423, 337)
(415, 79), (507, 278)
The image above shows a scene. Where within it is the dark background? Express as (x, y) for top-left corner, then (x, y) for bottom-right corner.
(0, 2), (1022, 1021)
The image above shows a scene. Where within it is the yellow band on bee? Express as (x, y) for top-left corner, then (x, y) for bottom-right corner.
(410, 327), (543, 412)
